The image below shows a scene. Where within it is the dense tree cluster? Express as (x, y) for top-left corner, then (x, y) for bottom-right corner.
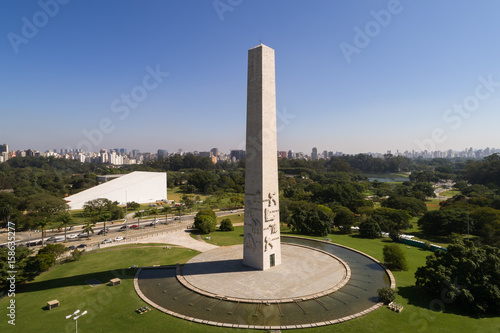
(415, 239), (500, 316)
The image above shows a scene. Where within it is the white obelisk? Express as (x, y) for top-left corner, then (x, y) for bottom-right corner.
(243, 44), (281, 270)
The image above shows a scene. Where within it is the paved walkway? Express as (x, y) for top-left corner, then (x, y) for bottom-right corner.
(132, 229), (218, 252)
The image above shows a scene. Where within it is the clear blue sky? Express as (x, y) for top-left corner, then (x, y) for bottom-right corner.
(2, 0), (500, 155)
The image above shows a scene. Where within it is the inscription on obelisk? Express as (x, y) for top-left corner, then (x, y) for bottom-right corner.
(243, 44), (281, 270)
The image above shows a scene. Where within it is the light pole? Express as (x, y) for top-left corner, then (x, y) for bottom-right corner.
(65, 309), (87, 333)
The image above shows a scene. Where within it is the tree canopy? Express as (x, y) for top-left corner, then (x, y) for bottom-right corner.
(415, 239), (500, 316)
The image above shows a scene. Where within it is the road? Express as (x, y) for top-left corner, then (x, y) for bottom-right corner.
(0, 209), (244, 248)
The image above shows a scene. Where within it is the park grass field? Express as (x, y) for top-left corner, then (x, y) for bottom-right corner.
(2, 228), (499, 332)
(440, 190), (461, 197)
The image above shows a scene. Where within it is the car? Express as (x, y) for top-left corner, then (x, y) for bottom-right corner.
(78, 233), (87, 238)
(101, 238), (112, 244)
(114, 236), (124, 242)
(53, 237), (65, 243)
(119, 225), (129, 230)
(46, 236), (57, 241)
(130, 224), (138, 229)
(68, 245), (76, 251)
(97, 229), (109, 235)
(174, 217), (180, 220)
(67, 234), (78, 239)
(76, 244), (87, 249)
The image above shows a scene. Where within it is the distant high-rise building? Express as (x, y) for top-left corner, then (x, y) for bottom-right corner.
(230, 150), (245, 161)
(287, 150), (294, 159)
(311, 147), (318, 161)
(0, 144), (9, 162)
(210, 148), (219, 157)
(132, 149), (140, 157)
(157, 149), (168, 158)
(199, 151), (212, 158)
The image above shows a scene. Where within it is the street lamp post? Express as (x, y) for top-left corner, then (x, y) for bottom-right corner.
(65, 309), (87, 333)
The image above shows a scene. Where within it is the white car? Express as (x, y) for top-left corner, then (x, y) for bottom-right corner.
(67, 234), (77, 239)
(101, 238), (112, 244)
(114, 236), (124, 242)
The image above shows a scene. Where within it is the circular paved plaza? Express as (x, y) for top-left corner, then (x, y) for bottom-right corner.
(179, 243), (349, 302)
(134, 236), (395, 330)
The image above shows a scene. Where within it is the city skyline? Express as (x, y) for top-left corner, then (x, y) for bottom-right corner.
(2, 1), (500, 154)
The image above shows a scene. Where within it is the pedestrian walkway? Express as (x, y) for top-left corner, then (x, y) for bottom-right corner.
(132, 229), (218, 252)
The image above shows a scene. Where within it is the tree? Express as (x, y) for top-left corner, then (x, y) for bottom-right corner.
(37, 217), (49, 246)
(84, 198), (113, 234)
(334, 206), (355, 234)
(57, 212), (73, 241)
(382, 195), (427, 217)
(288, 204), (332, 236)
(359, 218), (381, 238)
(417, 209), (469, 237)
(194, 209), (217, 234)
(383, 244), (409, 271)
(161, 205), (172, 220)
(127, 201), (140, 210)
(82, 220), (95, 238)
(230, 196), (244, 208)
(25, 253), (55, 275)
(377, 287), (397, 305)
(415, 239), (500, 316)
(38, 243), (67, 259)
(220, 218), (234, 231)
(0, 192), (18, 228)
(0, 247), (33, 287)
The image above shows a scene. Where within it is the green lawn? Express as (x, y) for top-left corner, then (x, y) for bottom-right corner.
(440, 190), (460, 197)
(2, 229), (499, 332)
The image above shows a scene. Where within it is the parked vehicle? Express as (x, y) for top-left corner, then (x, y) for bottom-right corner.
(67, 234), (78, 239)
(101, 238), (112, 244)
(76, 244), (87, 249)
(130, 224), (139, 229)
(68, 245), (76, 251)
(114, 236), (124, 242)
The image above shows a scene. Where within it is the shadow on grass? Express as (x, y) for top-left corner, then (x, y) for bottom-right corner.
(397, 285), (492, 318)
(406, 230), (450, 245)
(17, 267), (141, 294)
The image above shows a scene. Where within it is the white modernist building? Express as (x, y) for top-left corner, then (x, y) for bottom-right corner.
(65, 171), (167, 210)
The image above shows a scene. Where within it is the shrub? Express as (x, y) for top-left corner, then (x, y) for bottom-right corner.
(219, 218), (234, 231)
(72, 249), (83, 261)
(194, 209), (217, 234)
(383, 244), (409, 271)
(359, 218), (381, 239)
(377, 287), (396, 304)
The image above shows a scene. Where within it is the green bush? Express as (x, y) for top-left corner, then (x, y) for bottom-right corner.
(383, 244), (409, 271)
(359, 218), (381, 239)
(377, 287), (396, 304)
(194, 209), (217, 234)
(219, 218), (234, 231)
